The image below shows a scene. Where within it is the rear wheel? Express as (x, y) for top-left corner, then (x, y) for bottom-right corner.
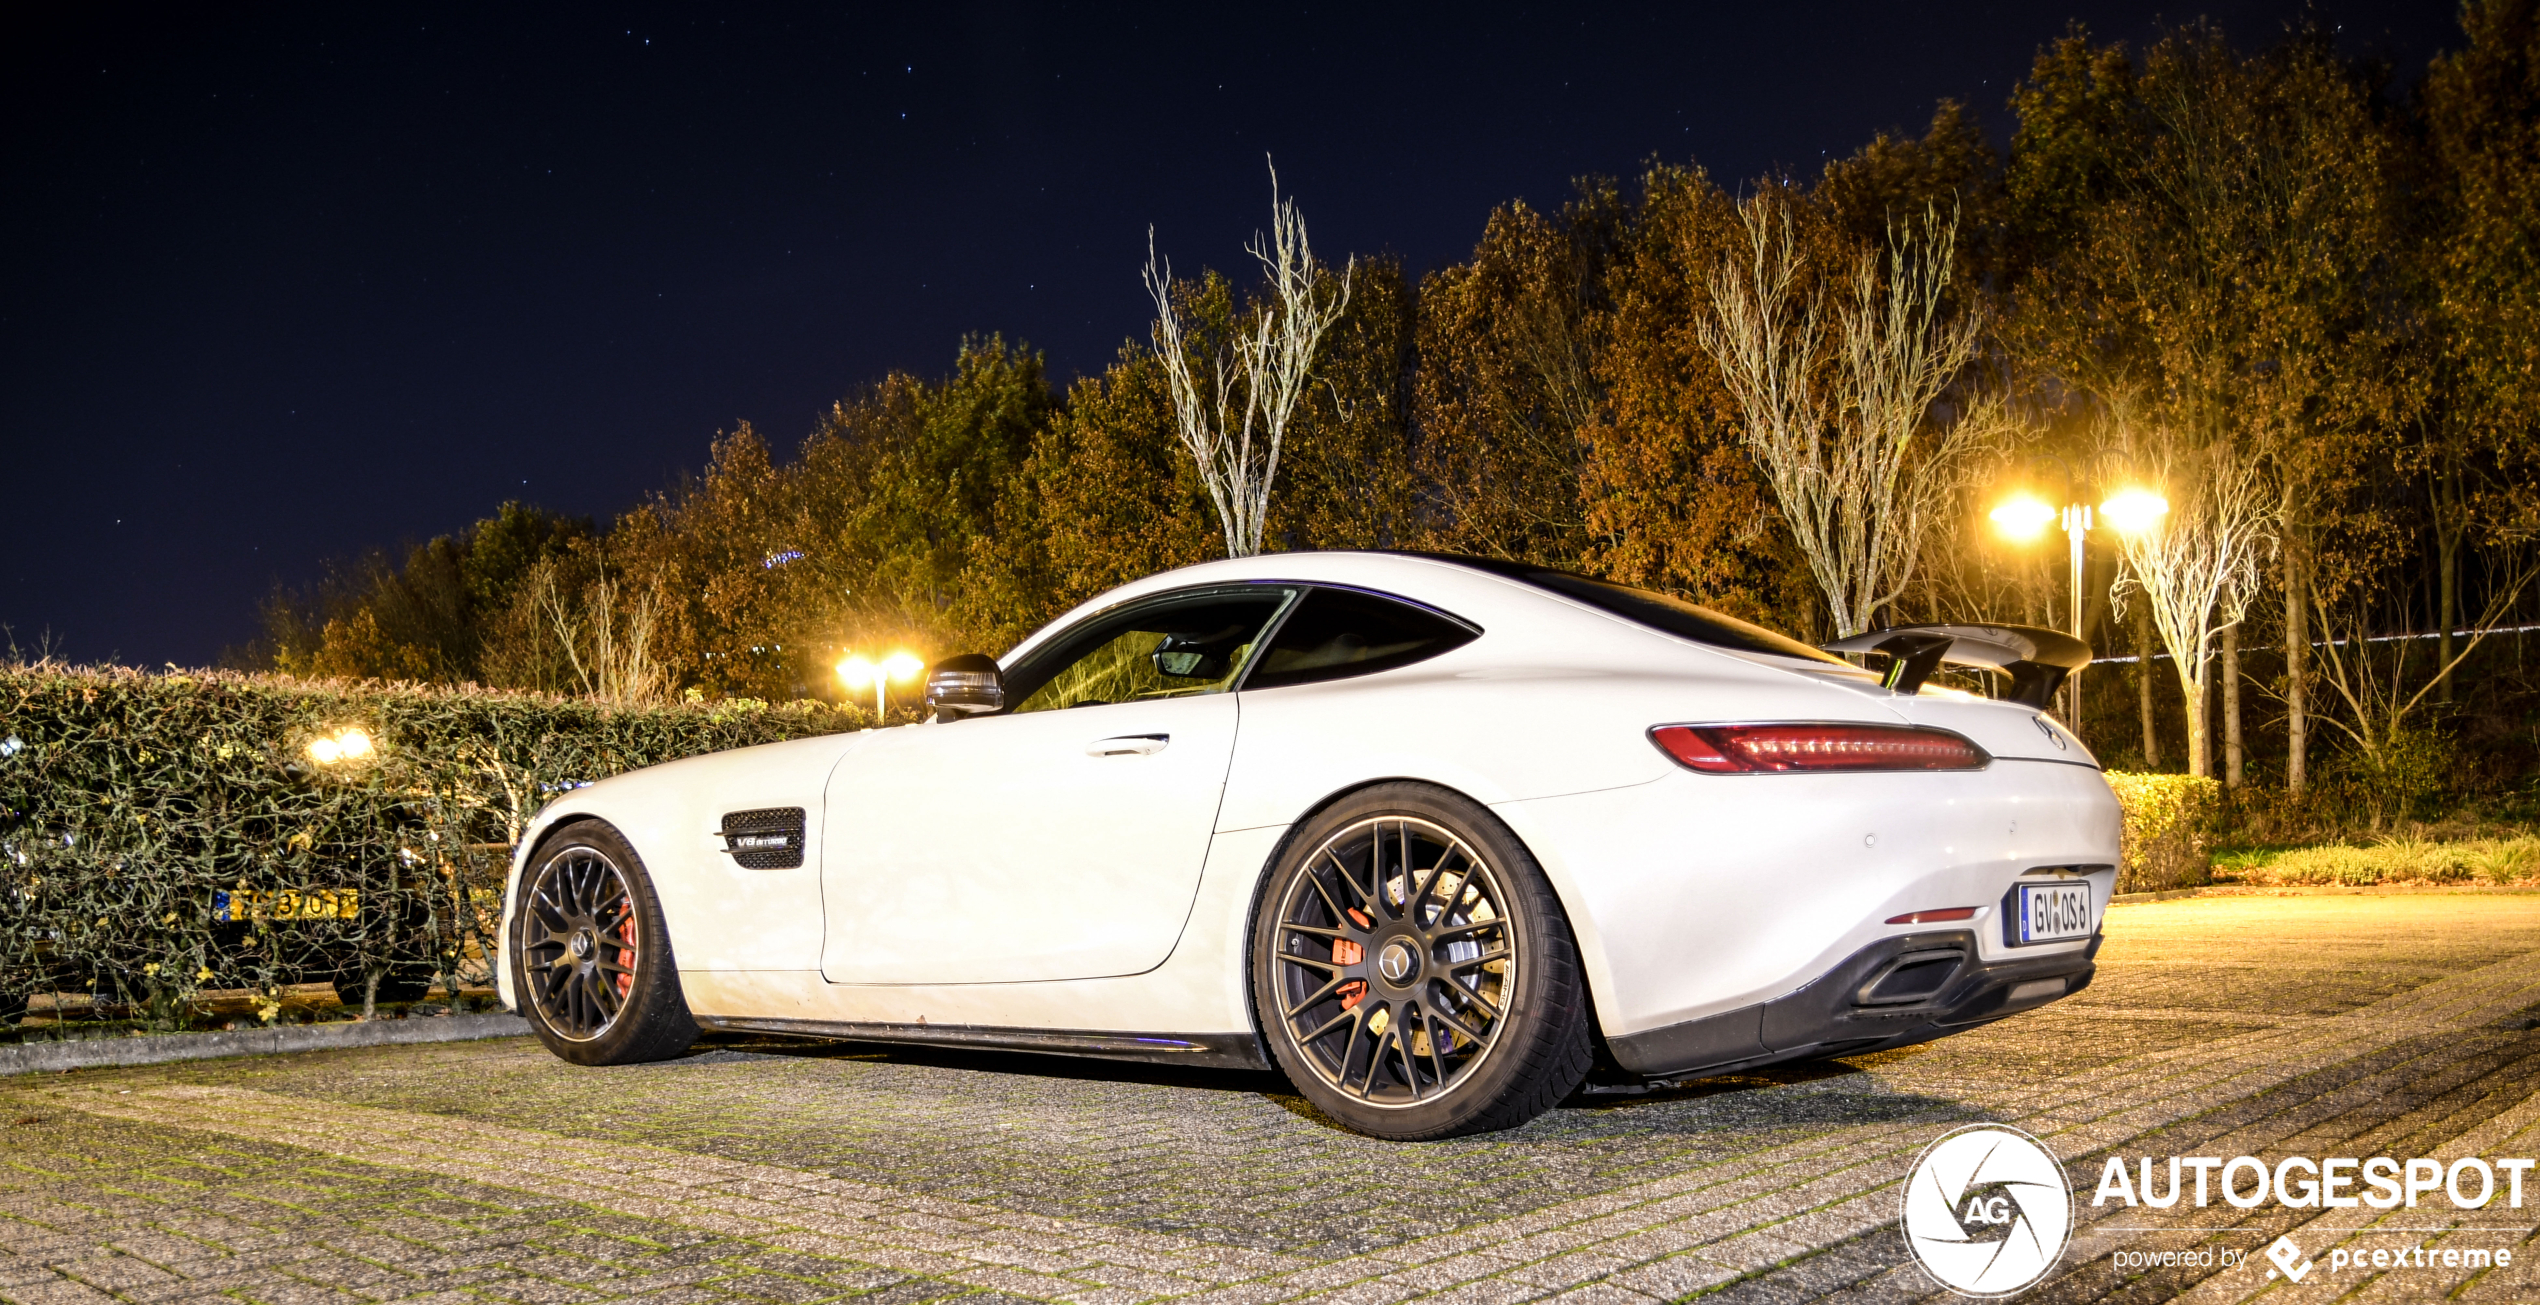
(1251, 783), (1591, 1140)
(512, 820), (696, 1065)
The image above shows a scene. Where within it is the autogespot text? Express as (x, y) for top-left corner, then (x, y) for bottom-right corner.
(2091, 1154), (2535, 1210)
(2094, 1153), (2524, 1281)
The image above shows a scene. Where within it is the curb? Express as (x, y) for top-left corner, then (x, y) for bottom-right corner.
(0, 1012), (530, 1076)
(2110, 888), (2206, 905)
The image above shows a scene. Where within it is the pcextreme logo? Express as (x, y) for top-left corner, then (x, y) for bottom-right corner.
(2265, 1236), (2314, 1282)
(1902, 1124), (2075, 1297)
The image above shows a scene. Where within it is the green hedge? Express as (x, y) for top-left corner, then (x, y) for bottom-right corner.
(2232, 833), (2540, 886)
(0, 666), (859, 1021)
(2104, 772), (2221, 894)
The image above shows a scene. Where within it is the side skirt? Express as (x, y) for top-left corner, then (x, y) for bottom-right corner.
(692, 1015), (1272, 1071)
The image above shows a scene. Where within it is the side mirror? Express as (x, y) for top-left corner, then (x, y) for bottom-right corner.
(926, 653), (1005, 720)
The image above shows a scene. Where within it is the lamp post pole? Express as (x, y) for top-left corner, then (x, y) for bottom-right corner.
(2060, 503), (2092, 737)
(836, 652), (927, 726)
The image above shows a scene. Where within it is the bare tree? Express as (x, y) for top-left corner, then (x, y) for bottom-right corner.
(531, 561), (670, 706)
(1144, 159), (1354, 558)
(1697, 195), (1995, 637)
(2105, 429), (2277, 778)
(2306, 538), (2538, 810)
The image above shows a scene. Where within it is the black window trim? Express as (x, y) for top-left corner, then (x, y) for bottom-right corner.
(1228, 583), (1484, 694)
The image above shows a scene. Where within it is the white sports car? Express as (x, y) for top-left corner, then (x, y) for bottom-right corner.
(498, 551), (2121, 1139)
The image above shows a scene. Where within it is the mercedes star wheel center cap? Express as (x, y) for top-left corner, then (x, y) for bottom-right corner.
(570, 931), (593, 959)
(1378, 940), (1417, 983)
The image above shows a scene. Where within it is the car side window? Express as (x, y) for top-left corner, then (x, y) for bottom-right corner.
(1242, 587), (1479, 691)
(1008, 588), (1297, 714)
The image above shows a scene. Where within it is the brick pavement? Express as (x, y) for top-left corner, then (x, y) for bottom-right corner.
(9, 892), (2540, 1303)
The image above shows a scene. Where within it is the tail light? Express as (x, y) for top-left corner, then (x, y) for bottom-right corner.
(1650, 723), (1989, 774)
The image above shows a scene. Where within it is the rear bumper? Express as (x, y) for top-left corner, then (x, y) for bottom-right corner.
(1493, 760), (2121, 1042)
(1606, 928), (2100, 1078)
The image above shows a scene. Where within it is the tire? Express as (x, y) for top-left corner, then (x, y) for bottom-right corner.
(374, 965), (440, 1004)
(511, 819), (697, 1065)
(326, 896), (443, 1006)
(330, 963), (439, 1006)
(1250, 782), (1592, 1140)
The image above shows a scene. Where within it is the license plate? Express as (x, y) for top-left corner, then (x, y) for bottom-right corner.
(2015, 882), (2094, 944)
(212, 889), (358, 922)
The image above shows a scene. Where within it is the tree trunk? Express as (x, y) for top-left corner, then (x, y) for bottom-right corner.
(2437, 518), (2460, 706)
(2137, 600), (2161, 768)
(2285, 547), (2308, 794)
(2222, 623), (2243, 787)
(2433, 439), (2464, 706)
(2179, 658), (2211, 779)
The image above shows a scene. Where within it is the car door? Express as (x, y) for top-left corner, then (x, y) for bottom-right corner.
(819, 585), (1298, 985)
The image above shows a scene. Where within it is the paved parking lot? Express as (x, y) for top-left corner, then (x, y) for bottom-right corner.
(11, 891), (2540, 1303)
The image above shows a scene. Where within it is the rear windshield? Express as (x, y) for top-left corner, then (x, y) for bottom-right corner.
(1408, 555), (1844, 665)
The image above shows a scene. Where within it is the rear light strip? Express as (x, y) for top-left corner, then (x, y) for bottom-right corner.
(1887, 907), (1981, 924)
(1650, 722), (1989, 774)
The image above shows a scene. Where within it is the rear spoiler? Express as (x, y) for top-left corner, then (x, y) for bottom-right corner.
(1819, 623), (2092, 707)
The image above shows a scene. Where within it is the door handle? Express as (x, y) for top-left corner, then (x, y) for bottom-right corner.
(1088, 734), (1169, 757)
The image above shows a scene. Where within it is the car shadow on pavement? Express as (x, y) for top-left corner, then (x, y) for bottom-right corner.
(685, 1032), (1966, 1141)
(683, 1030), (1300, 1093)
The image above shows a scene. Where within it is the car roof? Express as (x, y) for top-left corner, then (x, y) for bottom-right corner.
(997, 550), (1836, 674)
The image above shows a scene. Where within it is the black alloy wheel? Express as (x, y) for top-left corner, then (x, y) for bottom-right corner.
(1252, 783), (1591, 1139)
(512, 820), (695, 1065)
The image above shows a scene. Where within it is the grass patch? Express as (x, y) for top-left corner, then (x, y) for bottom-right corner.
(2224, 833), (2540, 887)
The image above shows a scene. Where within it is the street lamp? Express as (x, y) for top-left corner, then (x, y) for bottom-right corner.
(305, 727), (375, 766)
(836, 651), (925, 721)
(2099, 488), (2171, 536)
(1989, 469), (2169, 729)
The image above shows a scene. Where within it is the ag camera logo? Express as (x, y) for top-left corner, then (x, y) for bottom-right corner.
(1903, 1124), (2073, 1297)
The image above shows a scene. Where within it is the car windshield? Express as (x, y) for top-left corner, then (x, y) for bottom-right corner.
(1407, 555), (1844, 665)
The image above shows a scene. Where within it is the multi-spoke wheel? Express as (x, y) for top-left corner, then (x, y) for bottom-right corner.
(512, 820), (695, 1065)
(1252, 784), (1591, 1139)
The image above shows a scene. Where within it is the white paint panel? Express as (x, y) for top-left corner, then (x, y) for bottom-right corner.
(819, 693), (1236, 984)
(1496, 760), (2123, 1037)
(683, 825), (1285, 1035)
(495, 730), (866, 1002)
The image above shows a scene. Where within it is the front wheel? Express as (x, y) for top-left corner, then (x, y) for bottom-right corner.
(1250, 783), (1591, 1140)
(512, 820), (696, 1065)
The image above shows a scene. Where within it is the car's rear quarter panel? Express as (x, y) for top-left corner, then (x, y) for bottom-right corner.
(1496, 757), (2121, 1038)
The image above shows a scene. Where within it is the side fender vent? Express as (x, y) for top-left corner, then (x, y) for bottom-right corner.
(720, 807), (805, 869)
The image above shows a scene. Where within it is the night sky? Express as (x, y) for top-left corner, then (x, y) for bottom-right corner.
(1, 3), (2460, 669)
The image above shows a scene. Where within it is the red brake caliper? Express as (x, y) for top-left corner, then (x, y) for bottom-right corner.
(615, 917), (637, 999)
(1335, 909), (1372, 1008)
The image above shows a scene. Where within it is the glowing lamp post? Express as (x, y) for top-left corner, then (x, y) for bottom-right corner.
(1989, 479), (2168, 729)
(836, 652), (924, 722)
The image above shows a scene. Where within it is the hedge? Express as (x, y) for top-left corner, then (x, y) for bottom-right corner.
(2104, 771), (2221, 894)
(0, 666), (859, 1023)
(2233, 833), (2540, 886)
